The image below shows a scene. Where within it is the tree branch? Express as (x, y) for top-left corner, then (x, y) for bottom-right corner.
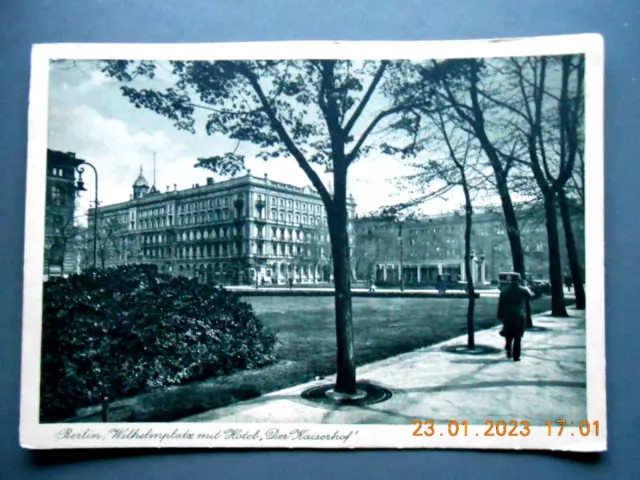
(343, 61), (389, 134)
(234, 63), (334, 208)
(345, 104), (409, 166)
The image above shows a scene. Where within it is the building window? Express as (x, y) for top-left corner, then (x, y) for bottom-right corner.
(50, 186), (63, 206)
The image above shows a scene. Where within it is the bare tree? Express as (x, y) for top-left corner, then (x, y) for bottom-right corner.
(384, 101), (486, 348)
(478, 55), (585, 314)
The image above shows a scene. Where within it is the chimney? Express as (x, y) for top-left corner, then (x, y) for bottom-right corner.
(174, 184), (177, 191)
(194, 183), (199, 188)
(206, 177), (214, 185)
(166, 186), (170, 192)
(264, 173), (268, 180)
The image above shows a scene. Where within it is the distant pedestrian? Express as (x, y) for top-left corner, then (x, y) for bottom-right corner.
(498, 273), (535, 362)
(564, 275), (573, 292)
(369, 275), (376, 293)
(288, 276), (294, 290)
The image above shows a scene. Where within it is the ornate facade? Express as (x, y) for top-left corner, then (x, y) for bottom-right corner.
(91, 171), (356, 285)
(352, 205), (584, 286)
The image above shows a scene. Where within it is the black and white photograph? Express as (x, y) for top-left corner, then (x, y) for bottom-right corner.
(20, 36), (605, 451)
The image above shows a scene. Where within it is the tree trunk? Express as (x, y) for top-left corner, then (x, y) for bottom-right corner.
(498, 189), (534, 328)
(328, 169), (357, 395)
(462, 187), (475, 349)
(544, 194), (568, 316)
(558, 189), (585, 309)
(60, 243), (66, 277)
(467, 66), (527, 283)
(498, 188), (526, 276)
(465, 68), (531, 326)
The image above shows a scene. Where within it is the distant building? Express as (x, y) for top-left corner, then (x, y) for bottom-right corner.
(91, 171), (356, 285)
(352, 205), (584, 286)
(44, 149), (84, 278)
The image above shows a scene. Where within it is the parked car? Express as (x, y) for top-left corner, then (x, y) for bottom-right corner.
(498, 272), (549, 296)
(529, 278), (551, 296)
(498, 272), (518, 288)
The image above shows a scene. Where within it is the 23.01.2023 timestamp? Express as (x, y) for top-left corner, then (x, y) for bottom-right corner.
(412, 420), (602, 437)
(412, 420), (532, 437)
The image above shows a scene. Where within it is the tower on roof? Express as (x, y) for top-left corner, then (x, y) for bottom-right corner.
(132, 166), (150, 199)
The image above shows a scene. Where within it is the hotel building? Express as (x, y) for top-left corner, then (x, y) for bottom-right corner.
(91, 170), (356, 285)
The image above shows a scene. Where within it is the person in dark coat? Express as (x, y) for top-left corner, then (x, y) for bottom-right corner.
(497, 273), (535, 361)
(564, 274), (573, 292)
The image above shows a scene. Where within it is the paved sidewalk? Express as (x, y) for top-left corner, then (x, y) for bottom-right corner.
(184, 308), (586, 425)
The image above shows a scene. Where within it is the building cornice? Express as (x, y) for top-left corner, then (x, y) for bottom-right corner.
(94, 172), (356, 214)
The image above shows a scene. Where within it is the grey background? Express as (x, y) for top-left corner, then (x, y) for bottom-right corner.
(1, 0), (637, 477)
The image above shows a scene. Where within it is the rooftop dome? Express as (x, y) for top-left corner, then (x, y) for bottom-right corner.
(133, 167), (150, 188)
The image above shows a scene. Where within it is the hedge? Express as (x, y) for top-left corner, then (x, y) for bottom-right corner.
(40, 264), (277, 422)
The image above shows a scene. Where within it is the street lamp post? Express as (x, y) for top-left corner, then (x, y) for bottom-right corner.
(479, 251), (486, 286)
(491, 238), (500, 284)
(75, 162), (99, 268)
(398, 222), (404, 292)
(76, 160), (107, 420)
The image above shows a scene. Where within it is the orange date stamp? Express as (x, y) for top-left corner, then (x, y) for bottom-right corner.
(412, 419), (601, 437)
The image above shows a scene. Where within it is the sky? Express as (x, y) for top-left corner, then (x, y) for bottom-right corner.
(47, 60), (464, 224)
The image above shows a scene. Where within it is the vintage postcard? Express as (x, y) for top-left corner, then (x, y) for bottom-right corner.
(20, 35), (605, 451)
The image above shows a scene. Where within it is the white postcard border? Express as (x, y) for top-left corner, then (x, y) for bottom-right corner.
(20, 34), (606, 451)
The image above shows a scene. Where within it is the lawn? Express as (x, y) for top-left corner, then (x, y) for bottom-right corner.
(247, 295), (556, 376)
(95, 294), (557, 422)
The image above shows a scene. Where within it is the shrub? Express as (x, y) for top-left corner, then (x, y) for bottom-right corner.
(40, 264), (277, 422)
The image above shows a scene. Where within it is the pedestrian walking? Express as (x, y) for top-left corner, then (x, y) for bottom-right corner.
(497, 273), (535, 362)
(564, 274), (573, 292)
(288, 276), (294, 290)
